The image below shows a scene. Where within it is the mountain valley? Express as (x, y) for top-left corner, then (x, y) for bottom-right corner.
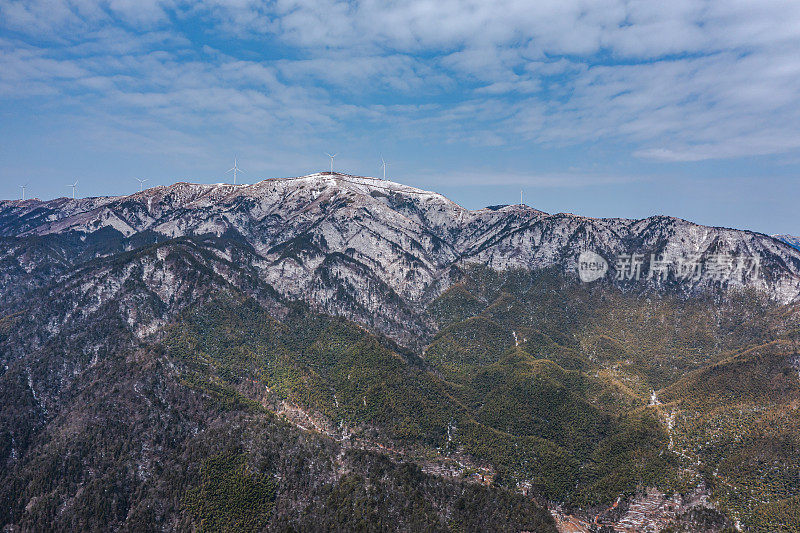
(1, 174), (799, 532)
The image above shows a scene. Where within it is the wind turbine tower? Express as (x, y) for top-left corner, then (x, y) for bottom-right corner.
(19, 184), (27, 201)
(326, 153), (337, 174)
(520, 188), (524, 205)
(136, 178), (148, 192)
(380, 156), (388, 180)
(68, 180), (78, 199)
(227, 157), (244, 185)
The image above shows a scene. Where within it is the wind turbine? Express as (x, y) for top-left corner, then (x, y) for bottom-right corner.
(325, 152), (337, 174)
(68, 180), (78, 199)
(380, 156), (388, 180)
(136, 178), (148, 192)
(227, 156), (244, 185)
(520, 188), (524, 205)
(19, 183), (28, 201)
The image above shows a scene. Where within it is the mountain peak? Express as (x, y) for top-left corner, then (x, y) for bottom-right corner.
(2, 174), (800, 347)
(774, 234), (800, 251)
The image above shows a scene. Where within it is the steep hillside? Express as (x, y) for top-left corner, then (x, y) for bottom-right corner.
(775, 234), (800, 251)
(3, 174), (800, 347)
(0, 316), (557, 532)
(1, 176), (799, 531)
(659, 337), (800, 532)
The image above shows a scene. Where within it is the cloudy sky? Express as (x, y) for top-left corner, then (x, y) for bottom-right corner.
(1, 0), (799, 234)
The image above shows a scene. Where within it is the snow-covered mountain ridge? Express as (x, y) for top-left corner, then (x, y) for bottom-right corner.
(774, 234), (800, 252)
(2, 172), (800, 345)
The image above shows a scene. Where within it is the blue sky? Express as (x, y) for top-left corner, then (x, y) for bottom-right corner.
(1, 0), (799, 234)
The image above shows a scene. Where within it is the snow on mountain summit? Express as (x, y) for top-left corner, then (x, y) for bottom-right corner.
(2, 173), (800, 344)
(774, 234), (800, 251)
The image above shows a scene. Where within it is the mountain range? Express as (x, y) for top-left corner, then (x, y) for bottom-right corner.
(775, 234), (800, 252)
(1, 173), (799, 532)
(3, 173), (799, 348)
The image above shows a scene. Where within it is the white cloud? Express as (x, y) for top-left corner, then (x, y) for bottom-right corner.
(1, 0), (800, 163)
